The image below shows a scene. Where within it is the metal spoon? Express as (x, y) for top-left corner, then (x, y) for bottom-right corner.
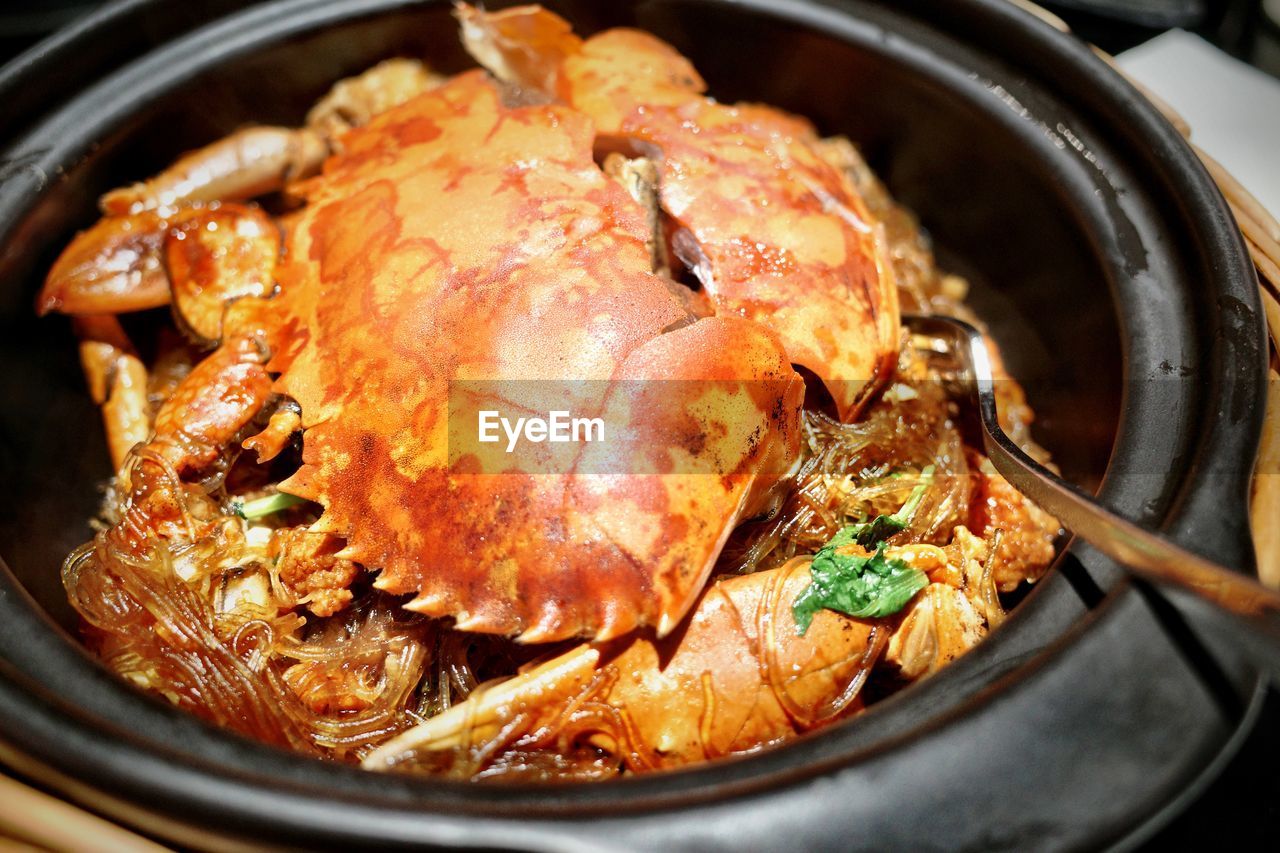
(904, 312), (1280, 667)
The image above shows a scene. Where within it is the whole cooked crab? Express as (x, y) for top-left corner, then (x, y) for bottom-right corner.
(41, 5), (902, 643)
(42, 5), (1058, 773)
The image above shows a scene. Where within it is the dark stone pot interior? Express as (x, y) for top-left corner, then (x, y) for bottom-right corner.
(0, 0), (1266, 849)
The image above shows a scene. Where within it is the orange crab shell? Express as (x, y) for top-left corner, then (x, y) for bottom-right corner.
(459, 5), (901, 419)
(267, 71), (804, 642)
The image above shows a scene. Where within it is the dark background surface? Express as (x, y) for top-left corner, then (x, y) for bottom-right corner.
(0, 0), (1277, 849)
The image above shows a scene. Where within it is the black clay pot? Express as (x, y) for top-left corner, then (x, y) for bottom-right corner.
(0, 1), (1267, 850)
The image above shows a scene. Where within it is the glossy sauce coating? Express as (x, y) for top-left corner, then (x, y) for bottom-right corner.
(272, 72), (803, 642)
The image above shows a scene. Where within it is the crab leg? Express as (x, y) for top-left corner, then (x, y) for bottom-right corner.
(73, 315), (151, 472)
(45, 200), (282, 520)
(97, 212), (280, 540)
(364, 555), (888, 772)
(101, 60), (442, 215)
(305, 58), (444, 141)
(110, 333), (275, 551)
(363, 645), (603, 759)
(41, 53), (433, 319)
(147, 335), (274, 475)
(47, 204), (284, 555)
(37, 202), (280, 333)
(100, 126), (328, 216)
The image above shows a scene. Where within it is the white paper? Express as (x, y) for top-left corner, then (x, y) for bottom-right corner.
(1119, 30), (1280, 221)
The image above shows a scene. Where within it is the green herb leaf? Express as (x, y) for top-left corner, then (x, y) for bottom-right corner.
(231, 492), (305, 520)
(791, 465), (936, 635)
(792, 542), (928, 635)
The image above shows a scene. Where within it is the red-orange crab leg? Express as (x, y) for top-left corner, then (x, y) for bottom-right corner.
(148, 333), (275, 477)
(49, 200), (284, 549)
(83, 209), (284, 547)
(458, 4), (901, 420)
(73, 315), (151, 472)
(102, 61), (444, 215)
(145, 232), (283, 478)
(100, 126), (328, 216)
(363, 555), (886, 772)
(112, 332), (275, 552)
(42, 58), (438, 316)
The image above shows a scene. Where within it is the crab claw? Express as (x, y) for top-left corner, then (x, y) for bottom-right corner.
(150, 334), (274, 476)
(271, 72), (803, 642)
(166, 204), (280, 346)
(38, 202), (280, 332)
(458, 4), (900, 419)
(38, 211), (173, 316)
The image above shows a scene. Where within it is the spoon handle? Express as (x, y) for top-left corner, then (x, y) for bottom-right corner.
(905, 313), (1280, 656)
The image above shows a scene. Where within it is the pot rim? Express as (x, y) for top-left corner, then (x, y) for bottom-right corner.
(0, 0), (1266, 848)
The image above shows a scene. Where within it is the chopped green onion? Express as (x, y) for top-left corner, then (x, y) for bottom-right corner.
(842, 464), (935, 547)
(232, 491), (305, 520)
